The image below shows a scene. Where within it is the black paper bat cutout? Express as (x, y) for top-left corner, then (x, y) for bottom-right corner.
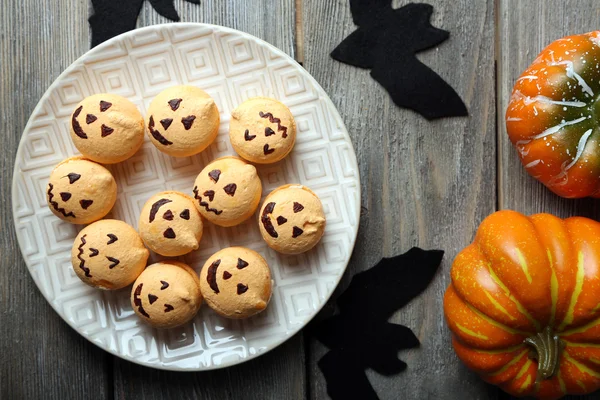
(313, 247), (444, 400)
(331, 1), (468, 120)
(89, 0), (200, 47)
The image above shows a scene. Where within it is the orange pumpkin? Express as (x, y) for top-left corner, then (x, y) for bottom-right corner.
(444, 210), (600, 399)
(506, 31), (600, 198)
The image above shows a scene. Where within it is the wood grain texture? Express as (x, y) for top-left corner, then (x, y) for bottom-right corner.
(497, 2), (600, 398)
(111, 1), (304, 400)
(0, 1), (111, 400)
(302, 0), (497, 399)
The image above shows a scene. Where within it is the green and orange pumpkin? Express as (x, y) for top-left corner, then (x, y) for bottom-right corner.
(444, 210), (600, 399)
(506, 31), (600, 198)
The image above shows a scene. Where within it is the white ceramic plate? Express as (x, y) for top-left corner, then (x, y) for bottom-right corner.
(11, 23), (360, 370)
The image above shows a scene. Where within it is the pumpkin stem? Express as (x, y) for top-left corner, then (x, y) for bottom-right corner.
(524, 326), (563, 383)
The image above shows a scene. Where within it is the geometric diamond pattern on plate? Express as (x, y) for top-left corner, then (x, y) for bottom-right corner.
(270, 64), (318, 106)
(177, 36), (223, 83)
(132, 46), (181, 97)
(294, 147), (337, 188)
(90, 58), (139, 98)
(279, 281), (320, 329)
(13, 24), (360, 371)
(290, 101), (330, 151)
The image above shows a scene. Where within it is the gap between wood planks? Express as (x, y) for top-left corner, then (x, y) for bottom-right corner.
(295, 0), (305, 65)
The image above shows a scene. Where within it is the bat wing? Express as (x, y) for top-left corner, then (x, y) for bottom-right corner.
(330, 26), (378, 69)
(371, 56), (468, 120)
(318, 350), (380, 400)
(338, 248), (444, 321)
(349, 0), (392, 26)
(148, 0), (200, 21)
(89, 0), (144, 47)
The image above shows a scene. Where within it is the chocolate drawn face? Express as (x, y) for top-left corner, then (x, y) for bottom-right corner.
(71, 100), (115, 140)
(148, 98), (197, 147)
(76, 232), (121, 278)
(206, 257), (252, 295)
(47, 172), (95, 219)
(193, 168), (239, 216)
(261, 201), (306, 239)
(132, 280), (176, 319)
(148, 197), (192, 240)
(243, 111), (289, 156)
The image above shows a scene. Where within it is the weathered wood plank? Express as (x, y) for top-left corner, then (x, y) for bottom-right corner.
(498, 1), (600, 399)
(302, 0), (497, 399)
(0, 1), (111, 399)
(112, 1), (304, 399)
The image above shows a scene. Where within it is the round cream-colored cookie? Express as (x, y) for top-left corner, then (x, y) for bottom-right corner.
(258, 184), (326, 254)
(131, 261), (202, 329)
(192, 156), (262, 227)
(46, 156), (117, 224)
(138, 191), (203, 257)
(229, 97), (296, 164)
(199, 247), (272, 319)
(71, 219), (149, 290)
(146, 85), (220, 157)
(70, 93), (145, 164)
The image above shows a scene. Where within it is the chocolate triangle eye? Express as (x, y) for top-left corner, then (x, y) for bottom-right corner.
(163, 228), (176, 239)
(223, 271), (232, 280)
(164, 304), (174, 312)
(276, 216), (287, 225)
(160, 281), (169, 290)
(67, 173), (81, 184)
(99, 101), (112, 112)
(86, 114), (97, 124)
(203, 190), (215, 201)
(80, 199), (93, 209)
(101, 124), (114, 137)
(223, 184), (237, 196)
(60, 192), (72, 202)
(237, 283), (249, 295)
(163, 210), (174, 221)
(292, 226), (304, 238)
(208, 169), (221, 183)
(168, 98), (182, 111)
(293, 202), (304, 213)
(180, 209), (190, 220)
(148, 294), (158, 304)
(237, 258), (249, 269)
(181, 115), (196, 130)
(265, 127), (276, 136)
(160, 118), (173, 130)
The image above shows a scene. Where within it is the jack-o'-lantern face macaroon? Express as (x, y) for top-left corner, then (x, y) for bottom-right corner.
(146, 85), (220, 157)
(71, 219), (149, 290)
(192, 157), (262, 227)
(229, 97), (297, 164)
(70, 93), (145, 164)
(131, 261), (202, 329)
(258, 184), (326, 254)
(199, 247), (272, 319)
(138, 191), (203, 257)
(46, 157), (117, 224)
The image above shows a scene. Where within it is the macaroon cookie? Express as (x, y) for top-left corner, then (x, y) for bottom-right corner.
(46, 156), (117, 224)
(70, 93), (145, 164)
(192, 156), (262, 227)
(258, 184), (326, 254)
(138, 191), (203, 257)
(199, 247), (272, 319)
(146, 85), (220, 157)
(131, 261), (202, 329)
(229, 97), (297, 164)
(71, 219), (149, 290)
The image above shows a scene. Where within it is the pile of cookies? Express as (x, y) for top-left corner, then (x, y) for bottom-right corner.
(46, 86), (326, 329)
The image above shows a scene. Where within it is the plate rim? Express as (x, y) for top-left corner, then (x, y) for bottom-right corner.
(11, 22), (361, 371)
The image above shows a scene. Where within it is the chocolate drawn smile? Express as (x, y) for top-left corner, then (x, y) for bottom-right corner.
(47, 183), (76, 218)
(148, 115), (173, 146)
(133, 283), (150, 318)
(77, 234), (92, 278)
(193, 186), (223, 216)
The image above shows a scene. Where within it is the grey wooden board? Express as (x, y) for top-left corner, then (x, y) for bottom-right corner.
(301, 0), (498, 399)
(3, 0), (600, 399)
(497, 1), (600, 398)
(0, 1), (111, 400)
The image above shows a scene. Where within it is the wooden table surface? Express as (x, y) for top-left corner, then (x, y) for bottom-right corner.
(2, 0), (600, 399)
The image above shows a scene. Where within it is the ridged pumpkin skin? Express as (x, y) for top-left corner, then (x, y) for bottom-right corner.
(444, 210), (600, 399)
(506, 31), (600, 198)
